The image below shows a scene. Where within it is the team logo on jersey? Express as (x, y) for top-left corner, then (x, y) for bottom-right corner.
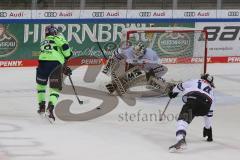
(157, 32), (192, 56)
(0, 24), (18, 57)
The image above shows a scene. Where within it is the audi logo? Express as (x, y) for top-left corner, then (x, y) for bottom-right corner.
(0, 12), (7, 17)
(228, 11), (239, 16)
(139, 12), (151, 17)
(92, 12), (104, 17)
(44, 12), (57, 17)
(184, 12), (195, 17)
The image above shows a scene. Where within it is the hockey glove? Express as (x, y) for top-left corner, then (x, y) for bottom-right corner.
(63, 66), (72, 76)
(102, 59), (112, 75)
(203, 127), (213, 141)
(146, 69), (155, 81)
(106, 83), (116, 94)
(168, 91), (179, 99)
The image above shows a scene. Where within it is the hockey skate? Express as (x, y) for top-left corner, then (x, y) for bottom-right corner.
(46, 102), (55, 123)
(37, 101), (46, 115)
(169, 138), (187, 152)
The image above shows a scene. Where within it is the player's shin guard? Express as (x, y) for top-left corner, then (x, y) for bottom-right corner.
(49, 88), (60, 106)
(37, 84), (46, 104)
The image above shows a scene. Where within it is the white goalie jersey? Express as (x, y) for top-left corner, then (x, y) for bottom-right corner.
(119, 47), (160, 64)
(112, 46), (167, 79)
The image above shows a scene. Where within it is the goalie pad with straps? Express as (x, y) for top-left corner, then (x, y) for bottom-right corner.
(148, 77), (177, 95)
(125, 66), (147, 87)
(107, 66), (147, 95)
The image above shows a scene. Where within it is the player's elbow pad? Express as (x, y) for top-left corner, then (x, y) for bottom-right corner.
(62, 43), (70, 51)
(64, 51), (73, 61)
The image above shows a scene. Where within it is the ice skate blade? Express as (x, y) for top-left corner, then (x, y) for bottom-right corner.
(169, 145), (187, 153)
(44, 114), (55, 124)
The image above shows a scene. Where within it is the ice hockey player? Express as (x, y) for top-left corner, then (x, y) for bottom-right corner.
(102, 41), (172, 96)
(36, 25), (72, 121)
(168, 73), (215, 152)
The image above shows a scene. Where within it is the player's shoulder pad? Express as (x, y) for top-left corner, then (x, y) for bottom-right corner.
(145, 48), (157, 54)
(54, 35), (68, 44)
(145, 48), (158, 57)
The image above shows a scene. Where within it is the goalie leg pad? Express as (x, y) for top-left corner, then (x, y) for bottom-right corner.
(49, 64), (63, 91)
(110, 66), (147, 95)
(102, 58), (113, 75)
(111, 71), (127, 95)
(125, 66), (147, 86)
(102, 57), (120, 75)
(148, 77), (175, 94)
(144, 63), (168, 79)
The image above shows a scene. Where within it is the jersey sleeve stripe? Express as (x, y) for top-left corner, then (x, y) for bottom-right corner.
(207, 110), (213, 117)
(177, 83), (184, 91)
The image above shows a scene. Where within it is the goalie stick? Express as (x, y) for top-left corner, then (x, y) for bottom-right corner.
(96, 41), (108, 59)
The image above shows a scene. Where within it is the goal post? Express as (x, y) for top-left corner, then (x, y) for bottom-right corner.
(120, 27), (208, 82)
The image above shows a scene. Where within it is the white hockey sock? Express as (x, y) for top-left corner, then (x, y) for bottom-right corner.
(176, 120), (189, 141)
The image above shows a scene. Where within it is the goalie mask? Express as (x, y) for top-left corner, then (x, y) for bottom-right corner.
(45, 25), (58, 37)
(201, 73), (215, 88)
(133, 42), (146, 58)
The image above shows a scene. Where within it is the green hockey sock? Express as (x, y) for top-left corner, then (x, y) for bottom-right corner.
(49, 88), (60, 106)
(37, 84), (46, 104)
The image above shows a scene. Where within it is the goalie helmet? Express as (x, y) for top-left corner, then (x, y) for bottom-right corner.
(201, 73), (215, 88)
(133, 41), (146, 58)
(45, 25), (58, 37)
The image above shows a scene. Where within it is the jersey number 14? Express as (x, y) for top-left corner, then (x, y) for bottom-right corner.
(197, 80), (211, 94)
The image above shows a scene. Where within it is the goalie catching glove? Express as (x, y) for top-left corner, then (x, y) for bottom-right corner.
(106, 83), (116, 94)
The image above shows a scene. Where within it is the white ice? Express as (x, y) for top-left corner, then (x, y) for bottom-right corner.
(0, 63), (239, 160)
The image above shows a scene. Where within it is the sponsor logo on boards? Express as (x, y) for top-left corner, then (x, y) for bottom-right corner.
(44, 12), (57, 17)
(139, 12), (151, 17)
(158, 32), (192, 56)
(227, 11), (239, 16)
(0, 24), (18, 57)
(184, 12), (196, 17)
(92, 12), (104, 17)
(0, 12), (7, 17)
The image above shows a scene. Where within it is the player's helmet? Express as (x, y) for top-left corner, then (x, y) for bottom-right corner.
(45, 25), (58, 37)
(201, 73), (215, 88)
(133, 41), (146, 58)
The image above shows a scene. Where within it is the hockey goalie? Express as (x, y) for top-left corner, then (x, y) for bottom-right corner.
(102, 41), (175, 96)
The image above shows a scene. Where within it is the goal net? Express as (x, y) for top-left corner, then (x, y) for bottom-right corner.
(120, 27), (208, 82)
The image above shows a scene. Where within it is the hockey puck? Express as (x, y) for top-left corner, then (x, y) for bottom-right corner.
(96, 107), (101, 110)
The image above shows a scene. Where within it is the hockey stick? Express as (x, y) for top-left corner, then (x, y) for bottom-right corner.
(96, 41), (108, 59)
(160, 98), (172, 121)
(68, 75), (83, 104)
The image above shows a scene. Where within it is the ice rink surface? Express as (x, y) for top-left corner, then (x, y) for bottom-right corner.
(0, 63), (240, 160)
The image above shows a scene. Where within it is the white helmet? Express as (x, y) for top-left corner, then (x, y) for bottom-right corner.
(133, 41), (145, 58)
